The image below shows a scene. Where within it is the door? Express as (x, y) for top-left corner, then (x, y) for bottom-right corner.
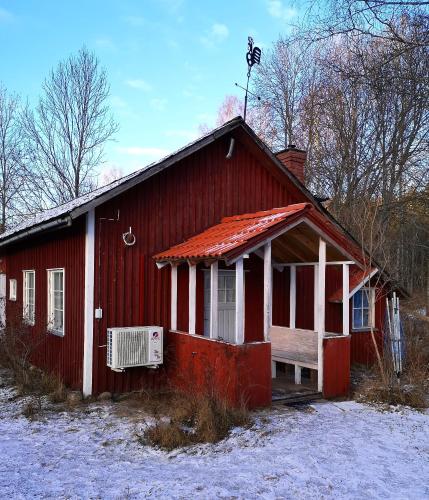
(204, 270), (236, 343)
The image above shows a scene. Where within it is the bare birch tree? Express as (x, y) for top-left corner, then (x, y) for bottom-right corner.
(22, 47), (118, 210)
(0, 85), (26, 232)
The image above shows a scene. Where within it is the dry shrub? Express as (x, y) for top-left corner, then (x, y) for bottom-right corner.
(0, 319), (67, 402)
(357, 314), (428, 409)
(142, 391), (250, 450)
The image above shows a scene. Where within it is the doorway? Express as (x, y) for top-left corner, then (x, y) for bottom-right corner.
(204, 270), (236, 342)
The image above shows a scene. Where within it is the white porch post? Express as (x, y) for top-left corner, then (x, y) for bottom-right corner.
(170, 263), (178, 331)
(210, 261), (218, 339)
(235, 258), (245, 344)
(295, 365), (302, 385)
(342, 263), (350, 336)
(289, 265), (296, 329)
(317, 239), (326, 393)
(188, 262), (196, 335)
(263, 242), (272, 341)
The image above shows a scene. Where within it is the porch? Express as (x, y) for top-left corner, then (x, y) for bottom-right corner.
(154, 203), (355, 404)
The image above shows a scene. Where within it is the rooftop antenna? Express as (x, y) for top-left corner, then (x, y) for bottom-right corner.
(235, 36), (261, 122)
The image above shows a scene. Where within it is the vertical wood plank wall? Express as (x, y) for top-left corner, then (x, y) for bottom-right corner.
(92, 136), (308, 393)
(3, 219), (86, 389)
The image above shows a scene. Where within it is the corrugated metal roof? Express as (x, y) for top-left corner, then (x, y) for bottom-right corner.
(329, 266), (377, 302)
(153, 203), (312, 262)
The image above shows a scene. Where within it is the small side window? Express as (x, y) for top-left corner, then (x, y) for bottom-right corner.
(352, 288), (375, 330)
(9, 279), (17, 301)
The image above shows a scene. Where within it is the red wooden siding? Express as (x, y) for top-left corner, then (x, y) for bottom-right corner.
(3, 219), (86, 389)
(350, 285), (386, 365)
(165, 330), (272, 409)
(323, 336), (351, 398)
(92, 136), (308, 393)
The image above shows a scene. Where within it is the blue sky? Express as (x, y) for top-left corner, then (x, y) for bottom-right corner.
(0, 0), (301, 177)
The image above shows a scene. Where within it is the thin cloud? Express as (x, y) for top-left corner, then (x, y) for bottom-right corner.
(150, 98), (168, 111)
(0, 7), (13, 22)
(164, 129), (199, 141)
(95, 37), (117, 51)
(125, 79), (153, 91)
(200, 23), (229, 48)
(123, 15), (145, 27)
(267, 1), (297, 21)
(116, 146), (169, 158)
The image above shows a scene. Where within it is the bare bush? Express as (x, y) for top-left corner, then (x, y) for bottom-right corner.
(356, 314), (429, 408)
(138, 390), (250, 450)
(0, 319), (66, 400)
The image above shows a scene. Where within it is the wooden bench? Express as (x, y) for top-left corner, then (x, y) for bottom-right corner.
(270, 326), (318, 383)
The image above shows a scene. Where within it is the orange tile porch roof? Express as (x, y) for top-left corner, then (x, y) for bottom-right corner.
(153, 203), (312, 263)
(329, 266), (377, 302)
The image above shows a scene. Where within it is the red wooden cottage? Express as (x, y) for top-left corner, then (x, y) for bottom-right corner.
(0, 117), (393, 407)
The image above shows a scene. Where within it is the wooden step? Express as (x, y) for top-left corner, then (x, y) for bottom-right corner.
(272, 391), (323, 405)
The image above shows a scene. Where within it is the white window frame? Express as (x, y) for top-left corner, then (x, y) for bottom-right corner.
(9, 279), (17, 301)
(23, 270), (35, 325)
(47, 268), (65, 336)
(352, 287), (375, 331)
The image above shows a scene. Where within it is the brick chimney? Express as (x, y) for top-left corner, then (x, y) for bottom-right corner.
(275, 145), (306, 185)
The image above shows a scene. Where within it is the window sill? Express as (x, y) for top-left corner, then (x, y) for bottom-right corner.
(48, 330), (65, 338)
(352, 328), (378, 333)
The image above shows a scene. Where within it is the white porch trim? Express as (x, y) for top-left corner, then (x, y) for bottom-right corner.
(342, 263), (350, 336)
(235, 258), (245, 344)
(289, 265), (296, 329)
(188, 262), (196, 335)
(170, 263), (178, 331)
(263, 242), (272, 341)
(210, 261), (219, 340)
(317, 238), (326, 393)
(83, 209), (95, 397)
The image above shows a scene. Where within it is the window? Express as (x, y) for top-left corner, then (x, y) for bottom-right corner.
(352, 288), (375, 330)
(9, 279), (17, 301)
(47, 269), (64, 336)
(23, 270), (35, 325)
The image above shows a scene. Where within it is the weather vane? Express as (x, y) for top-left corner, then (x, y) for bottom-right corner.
(235, 36), (261, 121)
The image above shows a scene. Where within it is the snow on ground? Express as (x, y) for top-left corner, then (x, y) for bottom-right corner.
(0, 370), (428, 500)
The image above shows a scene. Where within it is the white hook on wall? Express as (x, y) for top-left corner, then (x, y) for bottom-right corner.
(122, 226), (136, 246)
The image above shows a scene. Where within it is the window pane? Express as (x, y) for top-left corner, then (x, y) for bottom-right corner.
(218, 289), (225, 303)
(353, 311), (362, 329)
(54, 291), (63, 310)
(226, 289), (235, 303)
(362, 290), (369, 307)
(353, 290), (362, 308)
(362, 309), (369, 327)
(226, 275), (235, 290)
(54, 271), (63, 292)
(53, 309), (63, 331)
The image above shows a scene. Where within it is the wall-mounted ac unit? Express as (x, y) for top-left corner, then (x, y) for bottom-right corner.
(107, 326), (163, 371)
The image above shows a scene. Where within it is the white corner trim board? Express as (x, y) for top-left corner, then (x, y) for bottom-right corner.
(83, 209), (95, 397)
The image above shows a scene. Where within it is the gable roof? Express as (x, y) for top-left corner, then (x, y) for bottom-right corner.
(154, 203), (312, 262)
(0, 116), (323, 248)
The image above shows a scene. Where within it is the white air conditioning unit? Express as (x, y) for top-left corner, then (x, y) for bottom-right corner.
(107, 326), (163, 371)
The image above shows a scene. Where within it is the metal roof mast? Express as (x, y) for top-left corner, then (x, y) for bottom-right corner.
(235, 37), (261, 122)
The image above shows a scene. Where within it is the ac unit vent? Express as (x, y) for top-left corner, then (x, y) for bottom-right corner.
(106, 326), (163, 371)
